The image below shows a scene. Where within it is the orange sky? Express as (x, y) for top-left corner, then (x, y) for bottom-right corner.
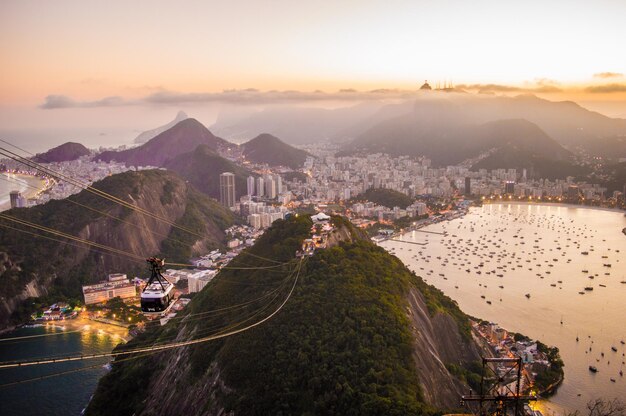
(1, 1), (625, 115)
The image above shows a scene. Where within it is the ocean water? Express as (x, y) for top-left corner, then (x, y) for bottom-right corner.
(0, 326), (119, 415)
(382, 203), (626, 413)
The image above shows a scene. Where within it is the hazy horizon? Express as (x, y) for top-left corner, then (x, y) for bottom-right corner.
(2, 0), (626, 151)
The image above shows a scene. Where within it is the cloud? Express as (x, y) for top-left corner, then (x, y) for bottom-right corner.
(534, 77), (561, 86)
(455, 83), (562, 94)
(593, 72), (623, 79)
(585, 83), (626, 93)
(40, 88), (423, 109)
(39, 95), (128, 109)
(143, 90), (333, 105)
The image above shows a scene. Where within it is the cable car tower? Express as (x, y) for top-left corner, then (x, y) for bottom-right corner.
(461, 357), (537, 416)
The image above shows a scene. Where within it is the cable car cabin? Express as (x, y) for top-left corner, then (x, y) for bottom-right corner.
(141, 281), (174, 314)
(141, 257), (174, 316)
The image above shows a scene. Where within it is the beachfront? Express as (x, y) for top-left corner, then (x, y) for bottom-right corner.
(0, 173), (49, 211)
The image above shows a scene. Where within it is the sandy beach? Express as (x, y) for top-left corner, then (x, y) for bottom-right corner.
(0, 173), (48, 211)
(27, 314), (130, 343)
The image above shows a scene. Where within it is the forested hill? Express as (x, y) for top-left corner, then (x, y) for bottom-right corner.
(0, 169), (234, 329)
(355, 187), (415, 209)
(240, 133), (310, 168)
(164, 144), (253, 200)
(33, 141), (90, 162)
(86, 215), (483, 416)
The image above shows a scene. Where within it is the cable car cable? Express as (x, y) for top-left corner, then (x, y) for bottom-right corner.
(0, 257), (304, 369)
(0, 141), (289, 266)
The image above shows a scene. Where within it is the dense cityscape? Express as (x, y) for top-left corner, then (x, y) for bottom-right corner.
(2, 1), (626, 416)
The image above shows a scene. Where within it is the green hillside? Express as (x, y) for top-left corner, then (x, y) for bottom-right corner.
(164, 144), (254, 200)
(241, 133), (310, 168)
(87, 216), (480, 415)
(0, 170), (233, 328)
(355, 188), (415, 209)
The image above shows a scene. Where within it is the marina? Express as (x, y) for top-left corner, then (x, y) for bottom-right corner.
(381, 202), (626, 413)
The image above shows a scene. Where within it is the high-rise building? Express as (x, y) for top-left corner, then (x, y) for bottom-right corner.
(464, 177), (471, 196)
(9, 190), (20, 209)
(256, 177), (265, 197)
(247, 175), (255, 196)
(248, 213), (261, 229)
(505, 181), (515, 195)
(219, 172), (236, 208)
(276, 175), (282, 195)
(265, 175), (277, 199)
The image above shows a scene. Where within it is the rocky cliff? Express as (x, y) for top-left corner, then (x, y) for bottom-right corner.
(86, 216), (485, 415)
(0, 169), (234, 329)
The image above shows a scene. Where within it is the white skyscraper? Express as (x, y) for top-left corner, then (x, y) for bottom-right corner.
(219, 172), (236, 208)
(276, 175), (283, 195)
(256, 177), (265, 197)
(247, 176), (255, 196)
(265, 175), (277, 199)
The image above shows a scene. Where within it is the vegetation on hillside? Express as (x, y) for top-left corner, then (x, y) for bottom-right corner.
(164, 144), (253, 199)
(0, 170), (233, 327)
(472, 147), (589, 180)
(534, 341), (564, 394)
(282, 170), (309, 183)
(241, 133), (310, 169)
(33, 141), (90, 162)
(88, 215), (481, 415)
(354, 188), (415, 209)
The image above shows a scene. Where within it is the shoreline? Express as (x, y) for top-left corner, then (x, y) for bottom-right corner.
(0, 172), (48, 210)
(6, 314), (131, 343)
(482, 200), (626, 214)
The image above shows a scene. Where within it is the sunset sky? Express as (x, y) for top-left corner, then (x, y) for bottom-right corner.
(1, 0), (625, 148)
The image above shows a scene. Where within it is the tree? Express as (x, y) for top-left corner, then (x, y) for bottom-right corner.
(569, 399), (625, 416)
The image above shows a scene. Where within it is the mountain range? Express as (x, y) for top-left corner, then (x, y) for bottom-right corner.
(210, 93), (626, 160)
(344, 98), (580, 176)
(97, 118), (230, 167)
(0, 169), (234, 329)
(93, 118), (311, 202)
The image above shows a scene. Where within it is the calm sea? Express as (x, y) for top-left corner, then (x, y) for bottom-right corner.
(0, 326), (119, 415)
(382, 203), (626, 414)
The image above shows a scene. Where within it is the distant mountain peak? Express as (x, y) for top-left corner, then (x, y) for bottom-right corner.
(248, 133), (281, 144)
(241, 133), (310, 168)
(134, 111), (189, 144)
(33, 141), (90, 162)
(97, 118), (230, 167)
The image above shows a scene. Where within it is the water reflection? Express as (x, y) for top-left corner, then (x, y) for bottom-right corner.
(383, 202), (626, 413)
